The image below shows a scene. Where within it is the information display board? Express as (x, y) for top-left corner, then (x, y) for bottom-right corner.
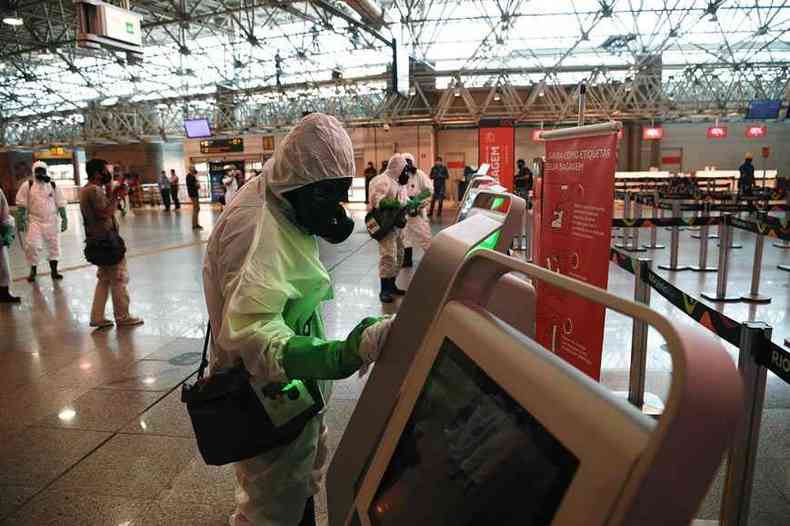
(534, 125), (619, 380)
(200, 137), (244, 154)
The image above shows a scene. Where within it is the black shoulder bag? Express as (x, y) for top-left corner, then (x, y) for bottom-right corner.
(181, 324), (324, 466)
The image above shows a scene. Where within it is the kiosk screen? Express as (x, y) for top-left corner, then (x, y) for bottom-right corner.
(369, 338), (579, 526)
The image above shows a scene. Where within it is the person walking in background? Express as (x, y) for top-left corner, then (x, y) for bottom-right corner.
(158, 170), (172, 211)
(15, 161), (68, 282)
(81, 159), (143, 329)
(169, 169), (181, 210)
(364, 161), (377, 204)
(0, 187), (20, 303)
(514, 158), (533, 198)
(738, 153), (756, 196)
(186, 167), (203, 230)
(428, 156), (449, 218)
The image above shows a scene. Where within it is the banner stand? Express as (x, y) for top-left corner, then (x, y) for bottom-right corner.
(535, 121), (621, 380)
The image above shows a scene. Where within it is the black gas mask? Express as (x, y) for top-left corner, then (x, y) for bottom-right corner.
(283, 178), (355, 244)
(34, 168), (50, 183)
(398, 162), (415, 185)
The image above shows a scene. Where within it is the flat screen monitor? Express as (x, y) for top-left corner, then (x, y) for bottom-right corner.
(184, 118), (212, 138)
(352, 301), (653, 526)
(369, 337), (578, 526)
(746, 100), (781, 120)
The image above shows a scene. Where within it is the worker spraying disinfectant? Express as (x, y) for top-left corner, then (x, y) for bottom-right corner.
(15, 161), (68, 282)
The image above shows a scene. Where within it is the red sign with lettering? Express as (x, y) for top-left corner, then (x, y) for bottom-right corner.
(642, 127), (664, 140)
(746, 126), (767, 138)
(479, 126), (515, 191)
(534, 131), (619, 380)
(707, 126), (728, 139)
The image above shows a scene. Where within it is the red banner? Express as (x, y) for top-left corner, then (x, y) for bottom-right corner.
(534, 131), (619, 381)
(479, 127), (515, 191)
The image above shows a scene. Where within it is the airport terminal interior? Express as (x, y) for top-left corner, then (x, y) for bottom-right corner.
(1, 1), (790, 525)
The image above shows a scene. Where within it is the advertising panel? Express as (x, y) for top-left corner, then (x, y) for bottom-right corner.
(479, 126), (515, 191)
(534, 131), (619, 380)
(745, 126), (767, 138)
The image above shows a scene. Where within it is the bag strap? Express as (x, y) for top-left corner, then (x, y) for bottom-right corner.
(197, 322), (212, 380)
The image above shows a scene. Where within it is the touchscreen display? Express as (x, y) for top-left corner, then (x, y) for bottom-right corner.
(369, 338), (579, 526)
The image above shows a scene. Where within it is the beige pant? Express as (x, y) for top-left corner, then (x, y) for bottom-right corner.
(191, 197), (200, 228)
(90, 259), (131, 323)
(378, 229), (404, 279)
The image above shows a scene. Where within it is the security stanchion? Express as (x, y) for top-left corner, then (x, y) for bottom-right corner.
(658, 200), (691, 271)
(615, 192), (631, 246)
(691, 200), (718, 239)
(702, 216), (740, 302)
(626, 199), (646, 253)
(627, 258), (662, 416)
(740, 232), (771, 303)
(691, 220), (717, 272)
(642, 191), (665, 250)
(720, 322), (772, 526)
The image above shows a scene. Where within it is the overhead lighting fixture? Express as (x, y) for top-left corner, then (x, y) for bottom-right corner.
(2, 16), (23, 26)
(493, 93), (501, 102)
(454, 88), (461, 97)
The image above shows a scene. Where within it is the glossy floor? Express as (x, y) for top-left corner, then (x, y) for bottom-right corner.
(0, 202), (788, 525)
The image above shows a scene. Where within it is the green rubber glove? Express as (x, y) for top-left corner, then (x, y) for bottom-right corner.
(281, 316), (385, 380)
(15, 208), (27, 232)
(58, 207), (68, 232)
(0, 223), (14, 246)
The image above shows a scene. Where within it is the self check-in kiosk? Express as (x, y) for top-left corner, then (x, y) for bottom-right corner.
(328, 217), (742, 525)
(456, 190), (525, 254)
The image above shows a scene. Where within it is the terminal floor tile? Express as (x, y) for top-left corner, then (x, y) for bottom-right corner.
(0, 202), (788, 524)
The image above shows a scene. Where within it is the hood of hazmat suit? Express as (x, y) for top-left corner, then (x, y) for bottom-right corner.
(368, 153), (407, 210)
(203, 113), (363, 526)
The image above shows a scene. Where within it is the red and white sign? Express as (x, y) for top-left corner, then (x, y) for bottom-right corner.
(642, 127), (664, 140)
(707, 126), (728, 139)
(479, 126), (515, 191)
(534, 131), (619, 381)
(531, 129), (545, 142)
(746, 125), (767, 138)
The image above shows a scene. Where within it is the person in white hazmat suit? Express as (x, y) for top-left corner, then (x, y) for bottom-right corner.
(222, 166), (240, 207)
(400, 153), (433, 267)
(0, 188), (20, 303)
(15, 161), (68, 282)
(368, 153), (409, 303)
(203, 113), (394, 526)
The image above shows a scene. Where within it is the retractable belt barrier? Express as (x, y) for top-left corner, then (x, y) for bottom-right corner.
(612, 216), (722, 228)
(610, 245), (790, 525)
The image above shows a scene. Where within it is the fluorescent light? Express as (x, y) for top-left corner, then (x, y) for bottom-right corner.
(2, 16), (23, 26)
(58, 408), (77, 422)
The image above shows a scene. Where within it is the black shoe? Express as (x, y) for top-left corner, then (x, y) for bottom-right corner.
(379, 278), (394, 303)
(0, 287), (20, 303)
(193, 225), (204, 230)
(388, 277), (407, 296)
(27, 266), (36, 282)
(402, 248), (413, 268)
(50, 260), (63, 280)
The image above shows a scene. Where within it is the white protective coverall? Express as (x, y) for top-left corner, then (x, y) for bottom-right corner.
(401, 153), (433, 252)
(15, 178), (66, 265)
(203, 114), (353, 526)
(0, 189), (14, 287)
(223, 167), (240, 205)
(368, 153), (407, 278)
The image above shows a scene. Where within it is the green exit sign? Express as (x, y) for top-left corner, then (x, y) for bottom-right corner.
(126, 22), (134, 34)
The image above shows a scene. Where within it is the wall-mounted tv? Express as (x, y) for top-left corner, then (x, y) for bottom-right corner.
(184, 118), (212, 138)
(746, 100), (781, 120)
